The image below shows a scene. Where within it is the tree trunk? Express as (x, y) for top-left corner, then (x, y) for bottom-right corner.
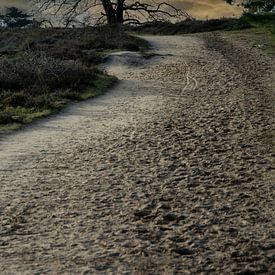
(101, 0), (117, 24)
(116, 0), (124, 24)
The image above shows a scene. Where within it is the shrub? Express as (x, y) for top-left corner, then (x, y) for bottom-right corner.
(0, 27), (143, 127)
(0, 52), (96, 91)
(241, 12), (275, 28)
(0, 111), (14, 124)
(131, 18), (251, 35)
(2, 90), (29, 106)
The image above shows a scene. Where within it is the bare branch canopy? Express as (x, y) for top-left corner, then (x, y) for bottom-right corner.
(33, 0), (193, 26)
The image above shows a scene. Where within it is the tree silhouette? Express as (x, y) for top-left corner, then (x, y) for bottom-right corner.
(34, 0), (192, 26)
(0, 7), (33, 28)
(225, 0), (275, 12)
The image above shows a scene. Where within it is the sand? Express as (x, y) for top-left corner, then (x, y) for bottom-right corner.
(0, 33), (274, 274)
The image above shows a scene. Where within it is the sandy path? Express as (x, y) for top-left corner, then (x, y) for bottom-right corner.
(0, 34), (274, 274)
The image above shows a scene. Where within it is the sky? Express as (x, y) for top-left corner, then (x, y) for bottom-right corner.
(173, 0), (243, 19)
(0, 0), (243, 19)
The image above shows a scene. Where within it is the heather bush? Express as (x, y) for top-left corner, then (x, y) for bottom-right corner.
(0, 53), (95, 91)
(0, 26), (146, 128)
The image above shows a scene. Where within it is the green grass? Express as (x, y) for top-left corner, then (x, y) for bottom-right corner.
(242, 13), (275, 54)
(226, 13), (275, 56)
(79, 74), (117, 100)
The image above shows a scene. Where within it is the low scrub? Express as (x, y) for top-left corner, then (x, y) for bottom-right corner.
(0, 26), (148, 63)
(0, 52), (104, 126)
(131, 18), (251, 35)
(0, 52), (95, 91)
(242, 12), (275, 29)
(0, 26), (146, 129)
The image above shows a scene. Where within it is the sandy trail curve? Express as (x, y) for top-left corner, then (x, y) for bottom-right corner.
(0, 34), (274, 274)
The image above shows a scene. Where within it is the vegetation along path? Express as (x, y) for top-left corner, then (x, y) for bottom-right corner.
(0, 33), (274, 274)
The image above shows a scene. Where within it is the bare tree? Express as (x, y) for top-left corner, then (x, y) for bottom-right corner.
(33, 0), (192, 26)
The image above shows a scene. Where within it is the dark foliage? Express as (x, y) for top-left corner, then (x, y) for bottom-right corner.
(0, 53), (95, 91)
(225, 0), (275, 12)
(242, 12), (275, 28)
(0, 26), (146, 127)
(0, 7), (33, 28)
(130, 18), (251, 35)
(0, 26), (148, 64)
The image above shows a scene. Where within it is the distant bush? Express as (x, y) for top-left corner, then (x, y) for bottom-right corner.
(241, 12), (275, 28)
(0, 26), (148, 64)
(0, 7), (33, 28)
(130, 18), (251, 35)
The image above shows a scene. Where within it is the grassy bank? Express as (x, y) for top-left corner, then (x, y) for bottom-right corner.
(0, 26), (148, 131)
(242, 12), (275, 30)
(228, 13), (275, 56)
(0, 74), (116, 132)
